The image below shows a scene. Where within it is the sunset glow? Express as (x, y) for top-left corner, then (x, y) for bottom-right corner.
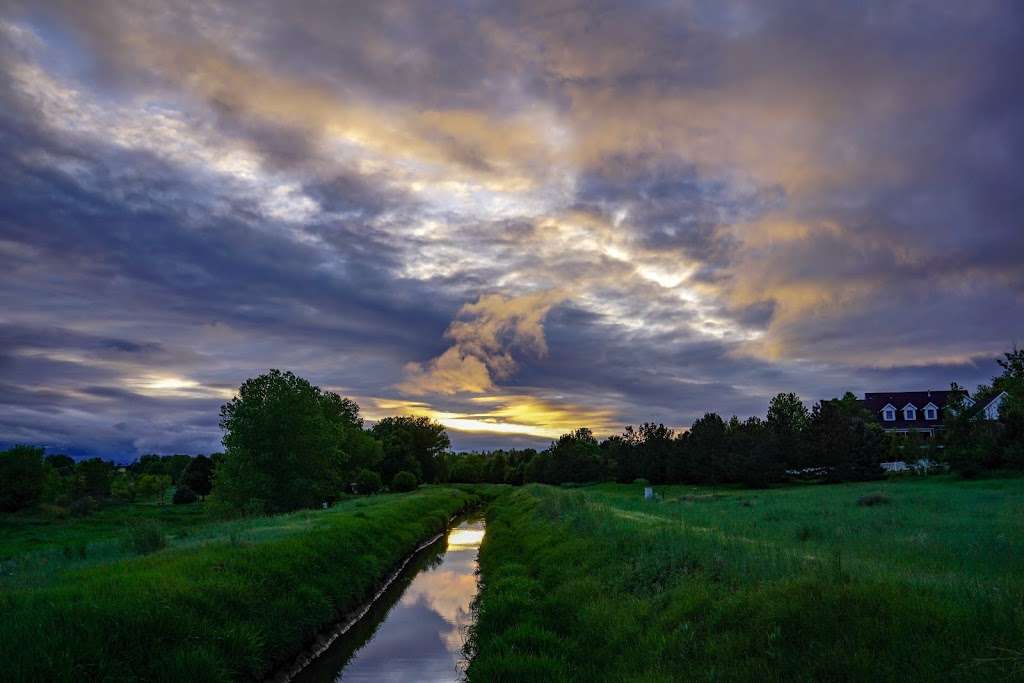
(0, 3), (1020, 457)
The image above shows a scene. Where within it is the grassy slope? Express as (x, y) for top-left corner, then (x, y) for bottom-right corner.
(0, 487), (479, 682)
(467, 478), (1024, 682)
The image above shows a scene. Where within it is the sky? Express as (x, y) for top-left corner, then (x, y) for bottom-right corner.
(1, 1), (1022, 459)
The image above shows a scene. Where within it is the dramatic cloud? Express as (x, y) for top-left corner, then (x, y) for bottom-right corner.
(0, 1), (1020, 457)
(400, 291), (564, 396)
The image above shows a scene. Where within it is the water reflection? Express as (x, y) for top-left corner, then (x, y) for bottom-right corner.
(294, 517), (485, 683)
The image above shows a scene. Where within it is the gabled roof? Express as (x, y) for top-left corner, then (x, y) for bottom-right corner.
(862, 390), (966, 428)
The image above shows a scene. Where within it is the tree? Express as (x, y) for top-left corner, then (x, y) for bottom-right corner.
(111, 472), (137, 501)
(545, 428), (603, 483)
(807, 392), (884, 481)
(355, 468), (382, 494)
(681, 413), (728, 483)
(726, 416), (778, 488)
(173, 485), (198, 504)
(0, 445), (46, 512)
(179, 455), (214, 499)
(44, 453), (75, 475)
(214, 370), (375, 512)
(628, 423), (676, 484)
(766, 392), (810, 468)
(76, 458), (114, 498)
(135, 474), (172, 501)
(391, 470), (418, 492)
(371, 416), (450, 484)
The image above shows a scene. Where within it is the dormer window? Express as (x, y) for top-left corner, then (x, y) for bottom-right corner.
(903, 404), (917, 421)
(923, 403), (938, 421)
(882, 404), (896, 421)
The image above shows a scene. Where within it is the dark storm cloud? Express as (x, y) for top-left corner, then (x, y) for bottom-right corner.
(0, 1), (1021, 456)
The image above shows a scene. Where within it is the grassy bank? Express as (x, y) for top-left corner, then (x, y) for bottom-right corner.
(0, 487), (479, 681)
(467, 478), (1024, 681)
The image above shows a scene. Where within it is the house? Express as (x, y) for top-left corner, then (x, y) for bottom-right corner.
(972, 391), (1009, 421)
(861, 390), (967, 438)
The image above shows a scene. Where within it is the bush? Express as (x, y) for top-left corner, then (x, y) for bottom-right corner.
(857, 492), (891, 507)
(391, 470), (418, 492)
(355, 468), (382, 494)
(172, 485), (198, 505)
(632, 478), (650, 486)
(125, 520), (167, 555)
(69, 496), (97, 518)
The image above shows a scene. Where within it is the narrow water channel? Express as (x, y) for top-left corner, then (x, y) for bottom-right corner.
(293, 515), (485, 682)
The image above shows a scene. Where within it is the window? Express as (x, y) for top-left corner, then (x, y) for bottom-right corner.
(883, 408), (896, 421)
(903, 405), (917, 421)
(924, 406), (937, 420)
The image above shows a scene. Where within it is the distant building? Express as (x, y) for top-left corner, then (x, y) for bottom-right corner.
(861, 390), (967, 438)
(971, 391), (1009, 421)
(862, 388), (1007, 439)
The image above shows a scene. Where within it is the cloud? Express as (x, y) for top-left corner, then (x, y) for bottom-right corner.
(399, 291), (565, 396)
(0, 1), (1020, 457)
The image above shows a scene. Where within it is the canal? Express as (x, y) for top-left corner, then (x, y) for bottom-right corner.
(293, 515), (485, 682)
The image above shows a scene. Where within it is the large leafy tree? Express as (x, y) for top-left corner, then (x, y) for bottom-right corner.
(545, 427), (603, 484)
(0, 445), (46, 512)
(678, 413), (728, 483)
(371, 416), (449, 483)
(766, 392), (810, 468)
(179, 455), (215, 499)
(214, 370), (380, 512)
(807, 392), (884, 481)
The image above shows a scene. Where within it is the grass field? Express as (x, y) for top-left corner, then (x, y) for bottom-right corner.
(0, 487), (480, 682)
(466, 477), (1024, 682)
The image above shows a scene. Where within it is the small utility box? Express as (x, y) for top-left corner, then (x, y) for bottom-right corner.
(644, 487), (654, 500)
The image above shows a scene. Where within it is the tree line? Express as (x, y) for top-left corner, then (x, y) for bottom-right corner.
(2, 347), (1021, 515)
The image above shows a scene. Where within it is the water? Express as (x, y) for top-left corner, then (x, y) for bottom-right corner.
(293, 516), (485, 683)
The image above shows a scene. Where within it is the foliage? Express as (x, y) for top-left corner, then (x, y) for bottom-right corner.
(69, 495), (98, 517)
(172, 485), (199, 505)
(110, 472), (136, 501)
(390, 470), (418, 492)
(943, 346), (1024, 474)
(371, 415), (450, 484)
(125, 519), (167, 554)
(75, 458), (115, 498)
(179, 455), (214, 498)
(0, 445), (46, 512)
(135, 474), (172, 502)
(807, 392), (885, 482)
(355, 468), (382, 494)
(214, 369), (379, 512)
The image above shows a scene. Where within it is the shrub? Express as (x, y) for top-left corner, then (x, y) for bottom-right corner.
(172, 485), (198, 505)
(125, 520), (167, 555)
(355, 468), (382, 494)
(857, 492), (891, 507)
(632, 478), (650, 486)
(69, 496), (97, 518)
(391, 470), (418, 492)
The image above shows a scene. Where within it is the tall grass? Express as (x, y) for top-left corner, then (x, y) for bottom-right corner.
(0, 488), (479, 681)
(467, 478), (1024, 681)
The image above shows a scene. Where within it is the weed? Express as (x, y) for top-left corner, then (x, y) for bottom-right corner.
(125, 520), (167, 555)
(857, 492), (891, 507)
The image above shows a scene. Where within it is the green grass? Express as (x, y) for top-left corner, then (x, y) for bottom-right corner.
(467, 477), (1024, 682)
(0, 487), (480, 681)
